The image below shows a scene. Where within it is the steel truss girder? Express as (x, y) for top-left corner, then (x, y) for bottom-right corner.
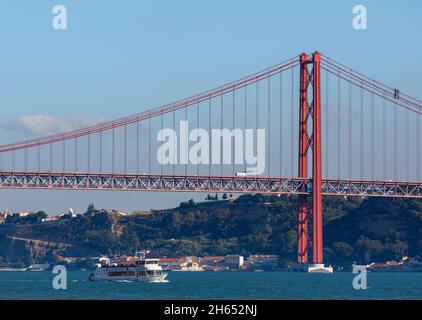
(0, 172), (420, 197)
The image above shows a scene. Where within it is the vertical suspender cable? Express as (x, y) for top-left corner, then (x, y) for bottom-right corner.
(280, 72), (283, 177)
(38, 145), (41, 172)
(337, 74), (341, 179)
(418, 113), (421, 181)
(99, 131), (102, 173)
(348, 78), (352, 179)
(87, 133), (90, 173)
(50, 143), (53, 172)
(220, 93), (224, 177)
(149, 116), (151, 174)
(394, 102), (397, 180)
(185, 103), (188, 176)
(233, 86), (236, 176)
(74, 139), (77, 173)
(383, 93), (387, 180)
(371, 91), (375, 180)
(24, 148), (28, 171)
(325, 71), (329, 179)
(291, 67), (294, 177)
(173, 107), (176, 176)
(197, 100), (199, 176)
(62, 139), (65, 172)
(136, 120), (139, 174)
(161, 109), (164, 176)
(268, 77), (271, 177)
(256, 81), (259, 175)
(124, 124), (127, 174)
(209, 95), (211, 177)
(244, 85), (247, 174)
(406, 108), (409, 181)
(112, 126), (115, 174)
(360, 82), (364, 179)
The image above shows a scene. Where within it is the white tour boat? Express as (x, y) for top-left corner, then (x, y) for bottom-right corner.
(89, 251), (168, 282)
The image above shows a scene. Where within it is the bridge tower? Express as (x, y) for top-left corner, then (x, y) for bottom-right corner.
(297, 53), (310, 264)
(297, 51), (331, 272)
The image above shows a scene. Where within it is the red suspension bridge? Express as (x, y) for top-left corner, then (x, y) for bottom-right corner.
(0, 51), (421, 268)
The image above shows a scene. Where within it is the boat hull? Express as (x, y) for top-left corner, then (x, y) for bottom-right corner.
(89, 273), (167, 282)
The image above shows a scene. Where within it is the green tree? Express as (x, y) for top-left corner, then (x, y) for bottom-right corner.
(86, 203), (97, 216)
(356, 236), (385, 263)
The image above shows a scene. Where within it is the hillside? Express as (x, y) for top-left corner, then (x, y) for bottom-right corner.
(0, 194), (421, 268)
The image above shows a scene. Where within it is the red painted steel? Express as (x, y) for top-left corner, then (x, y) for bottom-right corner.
(0, 171), (421, 197)
(312, 52), (323, 264)
(297, 53), (310, 264)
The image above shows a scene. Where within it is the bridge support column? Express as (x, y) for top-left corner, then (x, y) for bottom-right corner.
(312, 51), (323, 265)
(297, 53), (310, 264)
(296, 51), (330, 272)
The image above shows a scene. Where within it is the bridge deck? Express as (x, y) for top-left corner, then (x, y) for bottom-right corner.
(0, 171), (420, 198)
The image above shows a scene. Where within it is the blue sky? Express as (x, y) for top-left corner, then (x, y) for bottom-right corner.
(0, 1), (421, 214)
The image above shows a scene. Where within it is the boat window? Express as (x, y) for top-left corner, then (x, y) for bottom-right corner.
(107, 271), (135, 277)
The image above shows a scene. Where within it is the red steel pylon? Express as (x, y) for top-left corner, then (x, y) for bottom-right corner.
(297, 53), (310, 264)
(297, 51), (323, 265)
(312, 51), (323, 264)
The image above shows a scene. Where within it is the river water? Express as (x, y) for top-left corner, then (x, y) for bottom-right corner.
(0, 271), (421, 300)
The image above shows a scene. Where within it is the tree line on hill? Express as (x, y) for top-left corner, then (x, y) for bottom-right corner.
(0, 194), (422, 268)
